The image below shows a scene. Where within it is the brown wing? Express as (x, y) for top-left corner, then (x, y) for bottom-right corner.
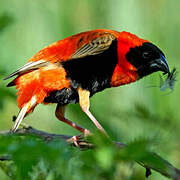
(71, 32), (117, 59)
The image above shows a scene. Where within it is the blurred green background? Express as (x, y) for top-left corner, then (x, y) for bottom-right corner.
(0, 0), (180, 179)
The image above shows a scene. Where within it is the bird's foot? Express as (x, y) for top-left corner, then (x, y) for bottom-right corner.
(70, 135), (80, 147)
(67, 129), (92, 148)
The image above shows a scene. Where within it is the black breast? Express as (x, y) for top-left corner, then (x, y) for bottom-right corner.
(44, 39), (118, 105)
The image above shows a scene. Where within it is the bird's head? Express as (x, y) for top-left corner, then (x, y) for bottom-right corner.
(118, 32), (169, 78)
(116, 31), (170, 79)
(125, 41), (169, 78)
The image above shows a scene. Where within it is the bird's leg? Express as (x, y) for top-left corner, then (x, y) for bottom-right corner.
(55, 104), (90, 134)
(78, 87), (107, 135)
(55, 104), (90, 146)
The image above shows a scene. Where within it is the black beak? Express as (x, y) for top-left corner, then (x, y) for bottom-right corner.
(150, 55), (170, 74)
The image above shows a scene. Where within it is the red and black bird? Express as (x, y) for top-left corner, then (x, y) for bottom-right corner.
(4, 29), (170, 139)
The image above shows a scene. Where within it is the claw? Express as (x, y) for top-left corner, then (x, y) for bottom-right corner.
(67, 135), (80, 147)
(67, 129), (92, 147)
(72, 136), (79, 147)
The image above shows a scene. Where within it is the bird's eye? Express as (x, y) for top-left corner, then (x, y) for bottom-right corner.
(142, 51), (151, 59)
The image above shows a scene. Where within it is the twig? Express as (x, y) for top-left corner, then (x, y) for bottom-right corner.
(0, 155), (11, 161)
(0, 125), (180, 180)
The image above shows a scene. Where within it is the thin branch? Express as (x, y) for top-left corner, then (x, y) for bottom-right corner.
(0, 125), (180, 180)
(0, 155), (11, 161)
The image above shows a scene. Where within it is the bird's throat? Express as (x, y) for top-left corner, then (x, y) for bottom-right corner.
(110, 64), (138, 87)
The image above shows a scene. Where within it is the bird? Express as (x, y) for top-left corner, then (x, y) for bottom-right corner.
(4, 29), (170, 143)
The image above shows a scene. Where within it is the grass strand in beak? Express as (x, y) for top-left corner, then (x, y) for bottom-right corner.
(160, 68), (177, 92)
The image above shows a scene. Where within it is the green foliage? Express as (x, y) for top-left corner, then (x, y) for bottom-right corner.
(0, 135), (73, 179)
(0, 133), (173, 180)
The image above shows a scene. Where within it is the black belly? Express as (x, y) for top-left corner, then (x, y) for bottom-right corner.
(44, 87), (79, 105)
(44, 39), (118, 105)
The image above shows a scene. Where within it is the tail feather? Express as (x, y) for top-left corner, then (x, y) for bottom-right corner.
(4, 60), (48, 80)
(11, 103), (29, 132)
(11, 96), (37, 132)
(7, 80), (16, 87)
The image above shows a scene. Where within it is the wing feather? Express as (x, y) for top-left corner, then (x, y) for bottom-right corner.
(4, 60), (49, 80)
(71, 33), (116, 59)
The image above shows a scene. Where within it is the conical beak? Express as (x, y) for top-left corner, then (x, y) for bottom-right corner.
(150, 55), (170, 74)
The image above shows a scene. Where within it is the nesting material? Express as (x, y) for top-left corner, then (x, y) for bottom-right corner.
(160, 68), (177, 92)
